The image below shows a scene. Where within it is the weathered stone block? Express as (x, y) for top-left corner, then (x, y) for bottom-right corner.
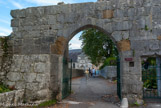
(15, 82), (26, 89)
(13, 45), (22, 54)
(158, 36), (161, 40)
(36, 74), (45, 82)
(37, 54), (50, 63)
(112, 31), (129, 41)
(11, 10), (19, 18)
(102, 10), (113, 19)
(7, 72), (22, 82)
(34, 62), (47, 73)
(23, 73), (36, 83)
(40, 44), (50, 54)
(11, 19), (20, 27)
(33, 45), (41, 54)
(48, 15), (56, 24)
(11, 9), (26, 18)
(0, 90), (24, 106)
(113, 9), (124, 18)
(26, 83), (39, 91)
(149, 42), (159, 51)
(36, 89), (50, 99)
(117, 40), (131, 51)
(51, 36), (67, 55)
(113, 21), (132, 31)
(21, 63), (31, 73)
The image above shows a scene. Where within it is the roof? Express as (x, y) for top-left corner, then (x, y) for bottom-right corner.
(69, 49), (82, 62)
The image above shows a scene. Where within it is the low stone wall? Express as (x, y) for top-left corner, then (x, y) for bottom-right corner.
(0, 89), (24, 107)
(100, 66), (117, 80)
(72, 69), (84, 78)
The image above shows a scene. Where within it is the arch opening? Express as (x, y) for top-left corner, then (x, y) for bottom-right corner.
(61, 25), (122, 103)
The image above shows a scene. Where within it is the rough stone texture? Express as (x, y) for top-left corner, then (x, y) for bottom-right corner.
(103, 10), (114, 19)
(100, 66), (117, 80)
(51, 36), (67, 55)
(0, 89), (24, 107)
(117, 40), (131, 52)
(1, 0), (161, 104)
(157, 36), (161, 40)
(4, 55), (51, 101)
(0, 37), (13, 83)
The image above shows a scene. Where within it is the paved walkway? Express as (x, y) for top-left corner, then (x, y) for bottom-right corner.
(57, 76), (120, 108)
(50, 76), (161, 108)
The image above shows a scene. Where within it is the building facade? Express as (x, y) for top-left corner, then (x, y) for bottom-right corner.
(69, 49), (93, 70)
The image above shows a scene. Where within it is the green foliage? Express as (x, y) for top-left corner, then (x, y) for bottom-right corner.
(142, 57), (156, 66)
(142, 57), (157, 89)
(100, 57), (117, 69)
(0, 82), (10, 93)
(79, 28), (118, 66)
(0, 37), (9, 57)
(148, 57), (156, 65)
(145, 25), (149, 31)
(34, 99), (57, 108)
(132, 49), (135, 57)
(134, 101), (140, 106)
(143, 68), (157, 89)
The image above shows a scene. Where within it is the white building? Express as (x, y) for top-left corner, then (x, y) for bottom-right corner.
(69, 49), (93, 70)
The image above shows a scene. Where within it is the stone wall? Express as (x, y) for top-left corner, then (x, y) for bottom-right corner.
(100, 66), (117, 80)
(72, 69), (84, 78)
(2, 0), (161, 104)
(4, 54), (51, 101)
(0, 37), (13, 83)
(0, 89), (24, 107)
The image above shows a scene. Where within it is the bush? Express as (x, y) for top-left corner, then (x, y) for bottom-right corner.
(142, 68), (157, 89)
(100, 57), (117, 69)
(0, 82), (11, 93)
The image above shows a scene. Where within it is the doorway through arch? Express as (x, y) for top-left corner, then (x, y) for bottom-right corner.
(61, 25), (122, 102)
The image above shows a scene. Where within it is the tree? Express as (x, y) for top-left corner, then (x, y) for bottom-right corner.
(79, 28), (117, 66)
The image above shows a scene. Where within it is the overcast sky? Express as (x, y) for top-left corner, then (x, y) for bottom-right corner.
(0, 0), (97, 49)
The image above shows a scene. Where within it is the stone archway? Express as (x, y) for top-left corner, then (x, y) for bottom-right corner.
(61, 24), (121, 100)
(1, 0), (161, 104)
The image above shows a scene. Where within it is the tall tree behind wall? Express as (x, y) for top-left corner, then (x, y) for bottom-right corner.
(79, 28), (117, 66)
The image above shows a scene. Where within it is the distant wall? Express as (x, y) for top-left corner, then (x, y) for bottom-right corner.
(72, 69), (84, 78)
(100, 66), (117, 80)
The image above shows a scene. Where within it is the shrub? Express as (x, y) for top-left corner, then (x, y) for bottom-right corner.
(100, 57), (117, 69)
(0, 82), (11, 93)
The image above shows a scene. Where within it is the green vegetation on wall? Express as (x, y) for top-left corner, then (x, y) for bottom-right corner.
(0, 37), (9, 57)
(0, 82), (11, 93)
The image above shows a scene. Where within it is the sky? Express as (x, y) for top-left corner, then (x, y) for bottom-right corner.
(0, 0), (97, 49)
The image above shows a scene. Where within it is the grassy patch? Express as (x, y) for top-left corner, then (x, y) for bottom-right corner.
(34, 99), (57, 108)
(0, 83), (11, 93)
